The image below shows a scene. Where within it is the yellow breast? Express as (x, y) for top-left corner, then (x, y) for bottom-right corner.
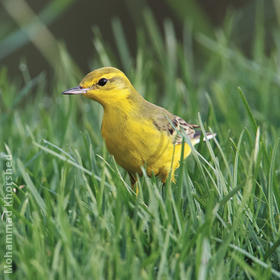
(101, 106), (191, 182)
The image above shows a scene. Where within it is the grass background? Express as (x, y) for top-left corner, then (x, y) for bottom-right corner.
(1, 1), (280, 279)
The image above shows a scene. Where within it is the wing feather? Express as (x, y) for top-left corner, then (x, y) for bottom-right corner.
(152, 112), (199, 145)
(167, 116), (198, 145)
(144, 100), (215, 145)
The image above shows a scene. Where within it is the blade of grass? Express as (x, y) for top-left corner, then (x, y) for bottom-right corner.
(17, 159), (46, 215)
(237, 87), (258, 132)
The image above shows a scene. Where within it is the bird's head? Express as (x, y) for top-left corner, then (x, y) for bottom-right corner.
(62, 67), (136, 106)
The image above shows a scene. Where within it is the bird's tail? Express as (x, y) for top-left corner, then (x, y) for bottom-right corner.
(191, 131), (216, 145)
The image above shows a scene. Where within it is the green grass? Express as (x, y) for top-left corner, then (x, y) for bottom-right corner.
(1, 7), (280, 280)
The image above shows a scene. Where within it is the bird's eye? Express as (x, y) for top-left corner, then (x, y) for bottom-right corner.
(97, 78), (108, 86)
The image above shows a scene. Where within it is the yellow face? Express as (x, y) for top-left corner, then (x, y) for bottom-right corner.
(62, 67), (133, 105)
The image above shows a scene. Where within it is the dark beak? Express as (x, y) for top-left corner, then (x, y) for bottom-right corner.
(62, 86), (88, 95)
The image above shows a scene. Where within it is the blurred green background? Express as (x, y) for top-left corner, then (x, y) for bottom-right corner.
(1, 0), (277, 77)
(1, 1), (280, 279)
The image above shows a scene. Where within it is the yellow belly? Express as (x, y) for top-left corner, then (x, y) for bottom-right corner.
(101, 111), (191, 182)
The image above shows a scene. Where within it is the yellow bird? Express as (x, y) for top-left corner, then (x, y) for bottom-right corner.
(63, 67), (215, 189)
